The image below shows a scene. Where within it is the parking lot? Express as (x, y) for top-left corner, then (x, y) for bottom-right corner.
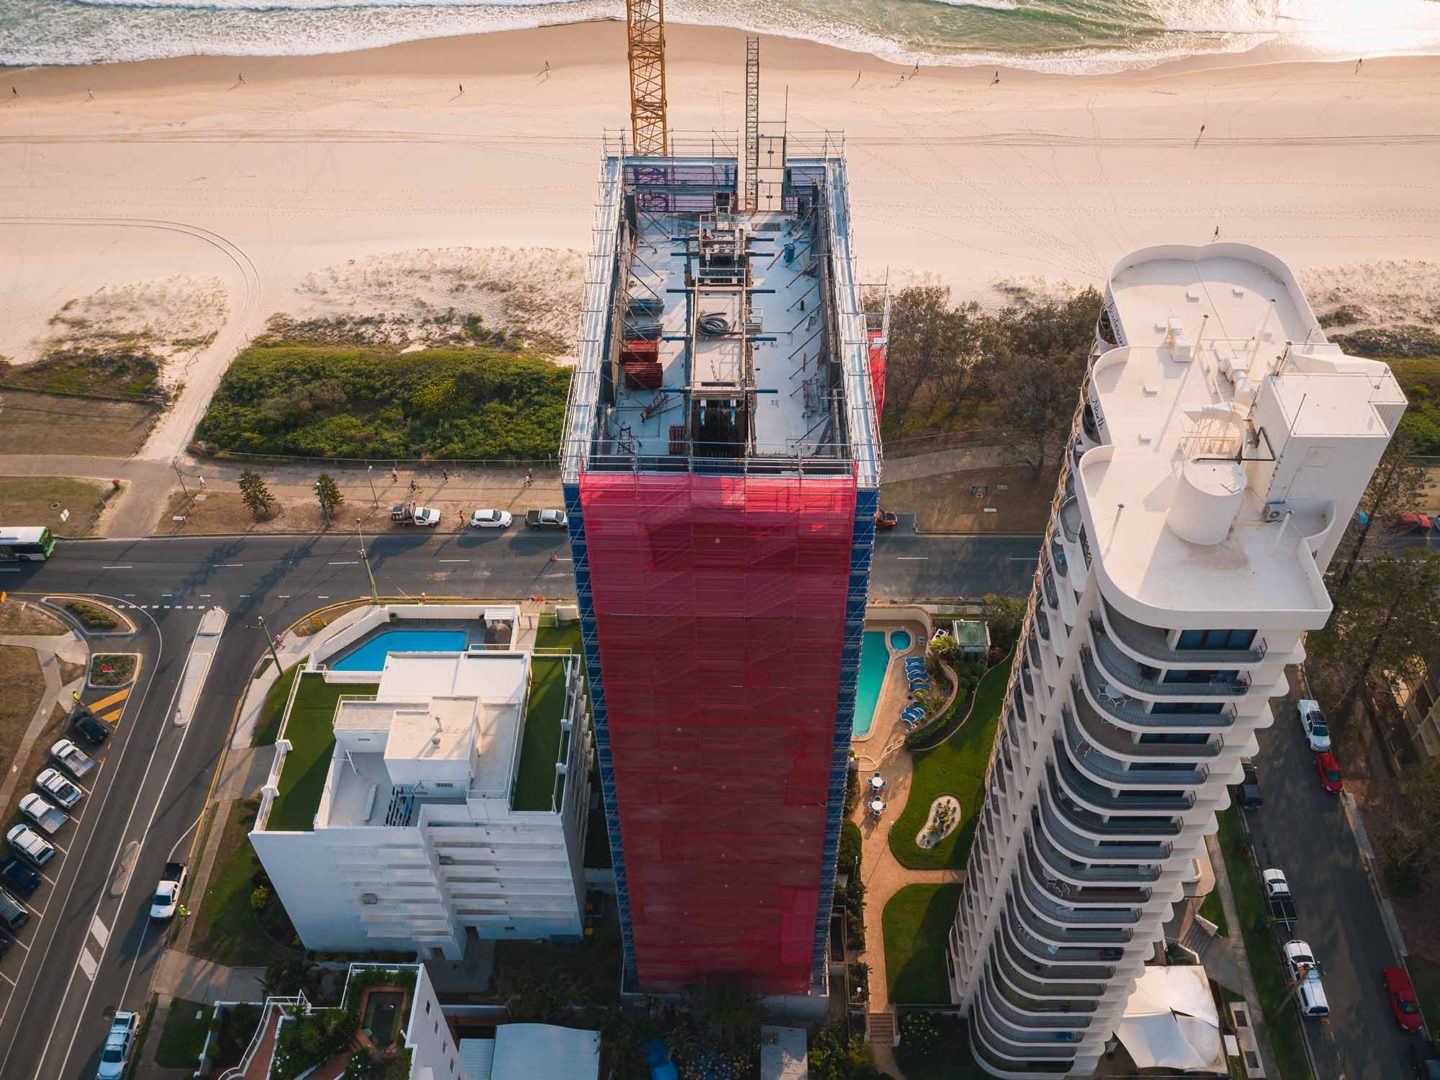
(1246, 685), (1415, 1080)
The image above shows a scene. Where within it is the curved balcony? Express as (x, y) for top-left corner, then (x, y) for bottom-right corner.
(1027, 631), (1041, 670)
(970, 1015), (1080, 1073)
(978, 982), (1089, 1040)
(1001, 910), (1122, 973)
(1036, 606), (1052, 642)
(1059, 495), (1082, 544)
(1097, 306), (1120, 352)
(991, 934), (1107, 1000)
(1079, 647), (1236, 730)
(1099, 597), (1267, 666)
(1053, 750), (1196, 814)
(1021, 662), (1036, 699)
(1035, 798), (1172, 867)
(1010, 867), (1134, 946)
(1042, 771), (1180, 839)
(1091, 621), (1250, 697)
(1051, 538), (1069, 579)
(1082, 402), (1101, 443)
(1018, 849), (1141, 927)
(1061, 719), (1210, 789)
(986, 971), (1097, 1023)
(1069, 685), (1221, 763)
(1043, 568), (1059, 611)
(1031, 824), (1162, 887)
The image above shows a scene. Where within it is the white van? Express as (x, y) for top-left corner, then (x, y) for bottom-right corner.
(1282, 939), (1330, 1019)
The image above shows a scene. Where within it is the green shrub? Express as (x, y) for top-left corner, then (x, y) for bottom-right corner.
(63, 600), (119, 631)
(839, 820), (863, 877)
(900, 1011), (939, 1053)
(195, 345), (571, 460)
(1386, 856), (1424, 898)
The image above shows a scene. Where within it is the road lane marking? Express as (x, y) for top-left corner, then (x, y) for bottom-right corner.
(279, 594), (291, 599)
(553, 556), (573, 562)
(88, 688), (131, 713)
(48, 839), (68, 856)
(76, 946), (97, 981)
(6, 937), (28, 955)
(438, 559), (470, 563)
(328, 561), (358, 566)
(216, 563), (244, 567)
(89, 916), (109, 948)
(317, 595), (330, 599)
(101, 565), (133, 570)
(123, 593), (135, 597)
(0, 971), (14, 988)
(895, 556), (929, 560)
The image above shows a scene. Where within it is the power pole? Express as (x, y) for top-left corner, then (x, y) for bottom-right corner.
(744, 36), (760, 212)
(626, 0), (668, 155)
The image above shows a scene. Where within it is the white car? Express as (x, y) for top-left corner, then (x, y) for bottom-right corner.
(468, 508), (513, 529)
(19, 793), (68, 834)
(6, 823), (55, 867)
(412, 506), (442, 527)
(35, 767), (83, 809)
(1297, 698), (1331, 752)
(97, 1010), (139, 1079)
(1282, 939), (1330, 1019)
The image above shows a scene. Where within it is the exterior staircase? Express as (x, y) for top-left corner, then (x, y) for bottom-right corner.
(867, 1010), (896, 1049)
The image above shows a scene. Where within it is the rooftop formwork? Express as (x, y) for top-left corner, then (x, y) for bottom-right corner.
(562, 132), (886, 995)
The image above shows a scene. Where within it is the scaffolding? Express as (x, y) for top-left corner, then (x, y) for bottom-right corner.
(744, 37), (760, 212)
(626, 0), (668, 155)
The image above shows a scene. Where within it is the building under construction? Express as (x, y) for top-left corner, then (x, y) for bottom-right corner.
(560, 131), (886, 994)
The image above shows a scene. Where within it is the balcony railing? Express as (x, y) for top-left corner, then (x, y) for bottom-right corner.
(1010, 884), (1134, 948)
(1043, 569), (1059, 610)
(1022, 848), (1152, 910)
(1035, 799), (1172, 866)
(1031, 825), (1163, 885)
(1091, 622), (1250, 696)
(1100, 598), (1267, 665)
(1051, 539), (1069, 579)
(1062, 716), (1210, 788)
(1059, 496), (1082, 543)
(1079, 647), (1237, 729)
(1053, 751), (1197, 813)
(1043, 772), (1181, 837)
(970, 1017), (1078, 1075)
(1068, 687), (1221, 761)
(989, 972), (1098, 1019)
(1018, 851), (1141, 927)
(977, 986), (1090, 1042)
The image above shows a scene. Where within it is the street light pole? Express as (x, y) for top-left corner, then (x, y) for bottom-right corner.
(357, 518), (380, 606)
(172, 461), (189, 498)
(366, 464), (378, 508)
(257, 613), (284, 675)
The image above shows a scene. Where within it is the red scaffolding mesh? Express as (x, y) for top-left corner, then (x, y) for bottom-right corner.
(579, 470), (858, 993)
(867, 330), (887, 419)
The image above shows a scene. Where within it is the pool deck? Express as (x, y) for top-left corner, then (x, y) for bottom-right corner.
(851, 618), (928, 745)
(327, 620), (482, 670)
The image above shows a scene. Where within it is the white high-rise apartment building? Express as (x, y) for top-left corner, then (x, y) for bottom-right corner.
(948, 244), (1406, 1078)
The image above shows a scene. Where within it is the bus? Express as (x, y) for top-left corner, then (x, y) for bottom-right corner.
(0, 527), (56, 562)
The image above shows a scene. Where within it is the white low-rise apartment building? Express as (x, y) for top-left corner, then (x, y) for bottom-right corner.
(252, 644), (592, 960)
(948, 243), (1406, 1078)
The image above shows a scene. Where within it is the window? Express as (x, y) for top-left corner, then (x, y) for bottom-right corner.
(1139, 732), (1210, 745)
(1176, 628), (1256, 651)
(1149, 702), (1225, 715)
(1163, 669), (1239, 685)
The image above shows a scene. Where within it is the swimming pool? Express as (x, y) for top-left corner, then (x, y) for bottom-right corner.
(330, 629), (469, 672)
(854, 630), (890, 738)
(889, 629), (912, 652)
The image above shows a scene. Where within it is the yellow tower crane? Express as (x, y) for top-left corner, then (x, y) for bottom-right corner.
(626, 0), (668, 155)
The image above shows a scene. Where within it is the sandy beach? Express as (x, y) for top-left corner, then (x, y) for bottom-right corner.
(1, 21), (1438, 452)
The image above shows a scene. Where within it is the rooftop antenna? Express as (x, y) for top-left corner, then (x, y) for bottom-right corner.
(626, 0), (668, 155)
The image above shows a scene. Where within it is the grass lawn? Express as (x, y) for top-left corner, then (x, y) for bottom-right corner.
(268, 673), (376, 832)
(1216, 805), (1312, 1080)
(0, 645), (46, 780)
(883, 883), (963, 1004)
(1408, 954), (1440, 1033)
(155, 999), (212, 1068)
(890, 655), (1010, 870)
(3, 349), (162, 398)
(1198, 887), (1229, 937)
(0, 389), (157, 457)
(253, 663), (301, 747)
(535, 619), (581, 653)
(894, 1014), (995, 1080)
(191, 798), (297, 966)
(513, 656), (566, 811)
(0, 601), (66, 635)
(0, 476), (112, 537)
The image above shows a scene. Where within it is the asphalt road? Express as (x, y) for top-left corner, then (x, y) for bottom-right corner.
(1246, 687), (1413, 1080)
(0, 523), (1040, 1078)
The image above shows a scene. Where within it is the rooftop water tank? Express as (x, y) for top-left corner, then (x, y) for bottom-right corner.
(1167, 458), (1246, 545)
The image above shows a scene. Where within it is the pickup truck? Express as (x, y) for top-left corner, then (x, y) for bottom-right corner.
(526, 508), (568, 530)
(6, 824), (55, 867)
(390, 503), (442, 527)
(1262, 868), (1297, 924)
(19, 793), (68, 834)
(151, 861), (188, 920)
(97, 1010), (139, 1080)
(50, 738), (97, 779)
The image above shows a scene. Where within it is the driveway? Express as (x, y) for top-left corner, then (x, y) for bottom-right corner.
(1246, 682), (1414, 1080)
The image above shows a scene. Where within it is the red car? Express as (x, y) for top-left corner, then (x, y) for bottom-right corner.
(1315, 751), (1343, 794)
(1384, 966), (1424, 1032)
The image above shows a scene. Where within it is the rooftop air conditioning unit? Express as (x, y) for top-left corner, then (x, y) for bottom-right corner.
(1264, 502), (1288, 523)
(360, 893), (379, 905)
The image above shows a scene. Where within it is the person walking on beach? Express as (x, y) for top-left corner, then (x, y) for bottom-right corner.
(391, 466), (399, 482)
(1355, 58), (1363, 74)
(990, 69), (1000, 86)
(238, 72), (245, 85)
(1213, 226), (1220, 240)
(543, 60), (551, 79)
(10, 87), (16, 98)
(87, 89), (94, 101)
(853, 70), (861, 87)
(442, 467), (449, 483)
(524, 468), (533, 487)
(1194, 123), (1206, 148)
(458, 83), (464, 94)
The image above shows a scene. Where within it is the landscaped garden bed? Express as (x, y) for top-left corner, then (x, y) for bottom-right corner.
(61, 599), (122, 632)
(89, 652), (136, 687)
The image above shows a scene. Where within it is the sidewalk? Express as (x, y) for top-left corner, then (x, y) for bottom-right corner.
(1205, 831), (1282, 1079)
(0, 622), (89, 812)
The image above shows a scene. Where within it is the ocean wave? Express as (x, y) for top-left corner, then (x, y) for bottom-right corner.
(6, 0), (1440, 72)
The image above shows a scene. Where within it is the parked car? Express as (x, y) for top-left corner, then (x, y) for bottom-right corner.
(0, 888), (29, 931)
(1262, 868), (1297, 924)
(6, 824), (55, 867)
(390, 503), (442, 527)
(1315, 751), (1344, 794)
(1297, 698), (1331, 752)
(1396, 512), (1434, 534)
(1385, 966), (1425, 1032)
(150, 862), (188, 921)
(1282, 940), (1330, 1019)
(50, 738), (97, 779)
(1412, 1040), (1440, 1080)
(525, 508), (568, 530)
(875, 509), (898, 529)
(97, 1010), (139, 1080)
(71, 706), (112, 745)
(468, 508), (513, 529)
(19, 793), (68, 834)
(35, 767), (83, 810)
(0, 856), (41, 897)
(1234, 761), (1262, 808)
